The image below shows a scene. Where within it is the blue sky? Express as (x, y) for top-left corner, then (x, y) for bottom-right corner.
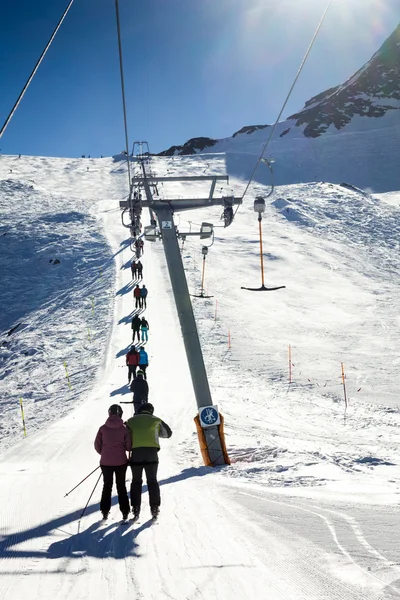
(0, 0), (398, 157)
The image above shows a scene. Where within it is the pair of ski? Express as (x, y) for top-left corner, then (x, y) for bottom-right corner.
(101, 512), (159, 524)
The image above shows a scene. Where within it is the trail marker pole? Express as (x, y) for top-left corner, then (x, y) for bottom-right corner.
(341, 362), (348, 412)
(289, 344), (292, 384)
(64, 361), (72, 389)
(214, 299), (218, 322)
(19, 397), (27, 437)
(87, 327), (92, 343)
(91, 297), (95, 314)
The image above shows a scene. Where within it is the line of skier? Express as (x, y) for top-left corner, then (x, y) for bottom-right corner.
(94, 235), (172, 522)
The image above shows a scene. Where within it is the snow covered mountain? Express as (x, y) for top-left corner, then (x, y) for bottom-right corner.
(159, 24), (400, 192)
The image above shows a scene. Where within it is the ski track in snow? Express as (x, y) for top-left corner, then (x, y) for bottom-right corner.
(0, 153), (399, 598)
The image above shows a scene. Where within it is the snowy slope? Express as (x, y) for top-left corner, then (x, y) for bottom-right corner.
(0, 153), (400, 599)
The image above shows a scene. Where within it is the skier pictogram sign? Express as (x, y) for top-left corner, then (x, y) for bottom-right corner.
(199, 405), (220, 428)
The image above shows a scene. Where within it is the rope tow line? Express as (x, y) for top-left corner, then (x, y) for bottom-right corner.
(0, 0), (75, 139)
(240, 0), (334, 204)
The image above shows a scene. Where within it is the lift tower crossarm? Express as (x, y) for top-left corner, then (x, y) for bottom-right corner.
(119, 198), (242, 211)
(132, 176), (229, 183)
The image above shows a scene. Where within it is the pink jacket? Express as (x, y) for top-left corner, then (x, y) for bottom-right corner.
(94, 415), (131, 466)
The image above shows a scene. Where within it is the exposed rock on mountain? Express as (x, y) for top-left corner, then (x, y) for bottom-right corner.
(232, 125), (269, 138)
(158, 137), (217, 157)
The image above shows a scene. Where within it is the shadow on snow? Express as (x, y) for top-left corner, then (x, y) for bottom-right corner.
(0, 467), (213, 562)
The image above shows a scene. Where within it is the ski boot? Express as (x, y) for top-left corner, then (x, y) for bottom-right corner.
(132, 506), (140, 521)
(150, 506), (160, 520)
(101, 511), (109, 521)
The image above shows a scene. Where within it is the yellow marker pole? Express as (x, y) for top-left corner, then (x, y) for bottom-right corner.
(64, 361), (72, 390)
(87, 327), (92, 343)
(341, 362), (348, 411)
(99, 267), (103, 279)
(91, 297), (95, 314)
(19, 397), (27, 437)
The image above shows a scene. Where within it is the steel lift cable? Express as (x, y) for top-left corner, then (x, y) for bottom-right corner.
(0, 0), (75, 139)
(115, 0), (134, 219)
(238, 0), (334, 207)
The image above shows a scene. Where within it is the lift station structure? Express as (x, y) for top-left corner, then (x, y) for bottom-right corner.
(120, 151), (242, 465)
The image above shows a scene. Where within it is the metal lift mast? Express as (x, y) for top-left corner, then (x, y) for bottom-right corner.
(120, 164), (242, 465)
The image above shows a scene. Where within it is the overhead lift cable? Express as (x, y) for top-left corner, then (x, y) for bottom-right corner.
(0, 0), (76, 139)
(115, 0), (133, 215)
(239, 0), (334, 205)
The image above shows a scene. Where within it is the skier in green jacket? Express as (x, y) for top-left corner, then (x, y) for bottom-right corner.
(126, 403), (172, 519)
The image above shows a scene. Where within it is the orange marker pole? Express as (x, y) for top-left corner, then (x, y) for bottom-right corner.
(259, 217), (265, 288)
(341, 362), (348, 411)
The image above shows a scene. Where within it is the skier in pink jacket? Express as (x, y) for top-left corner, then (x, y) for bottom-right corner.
(94, 404), (132, 520)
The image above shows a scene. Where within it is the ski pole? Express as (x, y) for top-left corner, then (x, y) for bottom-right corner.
(80, 472), (102, 519)
(64, 466), (100, 497)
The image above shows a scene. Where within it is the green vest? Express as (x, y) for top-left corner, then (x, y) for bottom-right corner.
(127, 414), (162, 449)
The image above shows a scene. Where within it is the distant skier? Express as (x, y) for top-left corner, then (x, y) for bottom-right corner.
(131, 314), (141, 342)
(134, 284), (141, 309)
(94, 404), (131, 521)
(126, 403), (172, 519)
(131, 261), (137, 279)
(130, 370), (149, 414)
(140, 316), (149, 342)
(126, 346), (140, 382)
(135, 238), (143, 258)
(140, 285), (148, 309)
(137, 260), (143, 280)
(138, 347), (149, 379)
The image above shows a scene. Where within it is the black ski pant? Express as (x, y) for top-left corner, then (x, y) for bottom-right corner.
(138, 270), (143, 280)
(133, 400), (143, 415)
(141, 297), (147, 309)
(100, 464), (130, 516)
(135, 297), (141, 308)
(132, 328), (140, 342)
(131, 269), (137, 279)
(127, 365), (137, 382)
(138, 364), (147, 380)
(130, 463), (160, 510)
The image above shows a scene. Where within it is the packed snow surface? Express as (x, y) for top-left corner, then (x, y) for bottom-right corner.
(0, 153), (400, 599)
